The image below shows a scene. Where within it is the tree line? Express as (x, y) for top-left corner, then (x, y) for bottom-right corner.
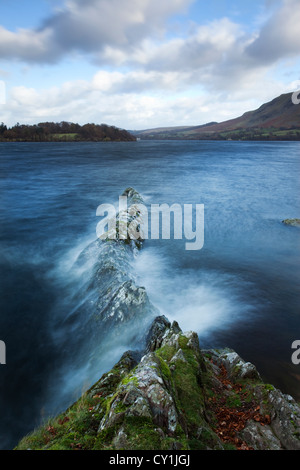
(0, 121), (136, 142)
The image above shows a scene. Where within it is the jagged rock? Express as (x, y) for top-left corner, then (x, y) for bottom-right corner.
(238, 421), (282, 450)
(184, 331), (202, 357)
(122, 187), (145, 205)
(261, 388), (300, 450)
(144, 315), (171, 353)
(210, 348), (261, 381)
(14, 316), (300, 451)
(57, 188), (160, 374)
(115, 350), (141, 372)
(170, 349), (187, 364)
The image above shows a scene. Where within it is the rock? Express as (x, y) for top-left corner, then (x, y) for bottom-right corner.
(282, 218), (300, 227)
(209, 348), (261, 381)
(132, 353), (178, 434)
(126, 395), (153, 419)
(15, 318), (300, 451)
(144, 316), (171, 353)
(170, 349), (187, 364)
(114, 350), (141, 373)
(238, 421), (282, 450)
(112, 427), (128, 448)
(60, 188), (160, 376)
(184, 331), (202, 357)
(264, 388), (300, 450)
(99, 187), (147, 249)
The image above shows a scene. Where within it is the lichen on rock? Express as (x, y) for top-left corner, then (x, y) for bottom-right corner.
(14, 316), (300, 451)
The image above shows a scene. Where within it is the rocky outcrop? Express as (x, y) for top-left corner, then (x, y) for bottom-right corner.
(57, 188), (159, 371)
(15, 316), (300, 451)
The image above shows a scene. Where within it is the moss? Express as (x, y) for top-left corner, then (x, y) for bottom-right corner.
(178, 335), (189, 350)
(264, 384), (275, 392)
(156, 343), (177, 363)
(154, 332), (208, 437)
(160, 438), (188, 450)
(157, 355), (172, 382)
(188, 438), (206, 450)
(16, 429), (51, 450)
(232, 365), (242, 376)
(18, 324), (293, 452)
(96, 423), (119, 446)
(226, 395), (242, 408)
(122, 416), (162, 450)
(188, 426), (224, 450)
(15, 390), (107, 450)
(172, 359), (205, 433)
(45, 431), (82, 450)
(223, 443), (238, 450)
(121, 374), (139, 387)
(113, 400), (128, 414)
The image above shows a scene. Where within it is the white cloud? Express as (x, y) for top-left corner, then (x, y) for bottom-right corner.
(0, 80), (6, 105)
(0, 0), (193, 63)
(0, 0), (299, 129)
(2, 66), (296, 130)
(0, 26), (60, 63)
(246, 0), (300, 62)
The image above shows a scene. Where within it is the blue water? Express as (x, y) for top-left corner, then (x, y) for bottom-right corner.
(0, 140), (299, 449)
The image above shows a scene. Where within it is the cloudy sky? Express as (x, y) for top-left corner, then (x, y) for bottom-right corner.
(0, 0), (300, 129)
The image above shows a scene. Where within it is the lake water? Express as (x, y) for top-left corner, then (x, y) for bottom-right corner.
(0, 140), (299, 449)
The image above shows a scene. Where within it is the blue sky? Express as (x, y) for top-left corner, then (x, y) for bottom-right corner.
(0, 0), (299, 129)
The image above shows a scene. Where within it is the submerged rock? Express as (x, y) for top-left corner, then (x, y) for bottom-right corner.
(15, 317), (300, 451)
(57, 188), (159, 371)
(282, 218), (300, 227)
(97, 187), (147, 249)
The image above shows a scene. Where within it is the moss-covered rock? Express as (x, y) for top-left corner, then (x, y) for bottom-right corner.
(15, 317), (300, 451)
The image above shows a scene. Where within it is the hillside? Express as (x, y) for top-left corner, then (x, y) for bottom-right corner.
(134, 93), (300, 141)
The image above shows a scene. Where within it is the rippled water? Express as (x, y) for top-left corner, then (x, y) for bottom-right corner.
(0, 140), (299, 449)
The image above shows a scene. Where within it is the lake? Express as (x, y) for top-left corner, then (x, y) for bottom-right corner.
(0, 140), (299, 449)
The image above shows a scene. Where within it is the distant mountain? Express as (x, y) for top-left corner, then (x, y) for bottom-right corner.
(133, 93), (300, 141)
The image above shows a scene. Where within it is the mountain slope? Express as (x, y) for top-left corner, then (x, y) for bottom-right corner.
(134, 93), (300, 140)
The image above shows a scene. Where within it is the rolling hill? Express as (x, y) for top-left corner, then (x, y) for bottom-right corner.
(133, 92), (300, 141)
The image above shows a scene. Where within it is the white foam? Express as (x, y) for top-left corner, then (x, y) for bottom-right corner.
(134, 247), (257, 338)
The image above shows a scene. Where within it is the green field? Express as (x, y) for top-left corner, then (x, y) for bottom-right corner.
(51, 133), (79, 140)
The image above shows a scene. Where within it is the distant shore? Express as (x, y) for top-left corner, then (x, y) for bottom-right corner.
(0, 121), (136, 142)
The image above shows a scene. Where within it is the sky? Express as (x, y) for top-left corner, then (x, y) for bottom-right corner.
(0, 0), (300, 130)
